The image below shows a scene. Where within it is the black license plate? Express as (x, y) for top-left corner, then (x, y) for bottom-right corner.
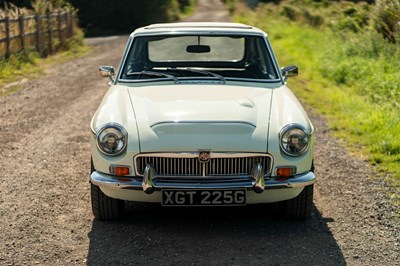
(161, 189), (246, 206)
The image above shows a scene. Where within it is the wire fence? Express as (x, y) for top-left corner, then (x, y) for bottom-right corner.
(0, 8), (76, 59)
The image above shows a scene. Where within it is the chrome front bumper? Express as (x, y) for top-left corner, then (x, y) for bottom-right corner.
(90, 165), (315, 194)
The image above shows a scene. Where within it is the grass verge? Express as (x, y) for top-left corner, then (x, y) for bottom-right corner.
(233, 3), (400, 202)
(0, 29), (91, 96)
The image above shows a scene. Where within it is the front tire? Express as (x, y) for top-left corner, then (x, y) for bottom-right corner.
(284, 184), (314, 220)
(90, 158), (124, 220)
(90, 183), (125, 220)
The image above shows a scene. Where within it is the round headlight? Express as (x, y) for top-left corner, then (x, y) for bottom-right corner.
(96, 123), (128, 156)
(280, 124), (310, 156)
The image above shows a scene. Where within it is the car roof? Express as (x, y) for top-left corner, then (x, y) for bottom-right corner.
(131, 22), (267, 37)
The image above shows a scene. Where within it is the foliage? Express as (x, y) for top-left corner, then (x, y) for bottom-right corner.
(69, 0), (187, 36)
(0, 2), (32, 18)
(0, 50), (39, 83)
(0, 0), (87, 90)
(251, 0), (400, 41)
(373, 0), (400, 42)
(2, 0), (193, 36)
(0, 1), (81, 58)
(334, 2), (370, 32)
(0, 0), (71, 10)
(221, 0), (238, 14)
(275, 0), (371, 31)
(232, 2), (400, 186)
(0, 29), (89, 93)
(280, 4), (324, 27)
(177, 0), (193, 11)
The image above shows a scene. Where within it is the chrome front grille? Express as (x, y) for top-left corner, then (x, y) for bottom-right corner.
(206, 157), (270, 176)
(137, 156), (201, 176)
(135, 153), (272, 177)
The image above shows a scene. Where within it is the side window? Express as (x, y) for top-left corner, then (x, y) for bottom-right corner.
(255, 38), (278, 79)
(255, 40), (267, 74)
(245, 37), (278, 80)
(121, 39), (147, 78)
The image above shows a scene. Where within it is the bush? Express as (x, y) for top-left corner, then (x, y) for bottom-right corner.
(334, 3), (370, 32)
(302, 8), (324, 27)
(280, 4), (300, 21)
(279, 4), (324, 27)
(374, 0), (400, 42)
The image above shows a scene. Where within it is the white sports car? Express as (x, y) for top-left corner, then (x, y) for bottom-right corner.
(90, 22), (315, 220)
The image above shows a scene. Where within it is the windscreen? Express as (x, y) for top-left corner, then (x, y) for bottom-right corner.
(120, 34), (279, 81)
(148, 36), (245, 62)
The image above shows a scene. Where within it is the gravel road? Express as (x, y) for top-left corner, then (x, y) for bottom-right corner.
(0, 0), (398, 265)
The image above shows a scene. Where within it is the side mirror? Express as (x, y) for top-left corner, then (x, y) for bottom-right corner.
(281, 65), (298, 81)
(99, 66), (115, 83)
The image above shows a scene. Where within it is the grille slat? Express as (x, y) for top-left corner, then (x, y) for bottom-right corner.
(136, 154), (271, 177)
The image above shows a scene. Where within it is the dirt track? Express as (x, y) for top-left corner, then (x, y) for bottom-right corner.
(0, 0), (399, 265)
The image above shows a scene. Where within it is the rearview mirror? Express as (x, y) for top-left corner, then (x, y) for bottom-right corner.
(186, 45), (211, 53)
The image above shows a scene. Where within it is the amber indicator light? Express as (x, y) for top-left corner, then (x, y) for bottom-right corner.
(277, 167), (296, 177)
(115, 167), (130, 176)
(110, 165), (130, 176)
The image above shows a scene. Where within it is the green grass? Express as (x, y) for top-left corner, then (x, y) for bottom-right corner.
(0, 28), (91, 96)
(0, 51), (41, 88)
(233, 3), (400, 195)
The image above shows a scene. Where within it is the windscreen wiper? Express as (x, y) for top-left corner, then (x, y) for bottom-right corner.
(126, 71), (177, 82)
(168, 67), (225, 83)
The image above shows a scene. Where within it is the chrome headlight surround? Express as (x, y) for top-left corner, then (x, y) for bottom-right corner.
(279, 124), (310, 157)
(96, 123), (128, 156)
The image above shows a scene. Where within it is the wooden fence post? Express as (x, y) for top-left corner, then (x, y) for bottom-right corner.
(71, 11), (75, 36)
(65, 10), (69, 38)
(47, 12), (53, 55)
(68, 10), (73, 38)
(35, 14), (43, 56)
(57, 10), (63, 45)
(5, 15), (11, 58)
(18, 11), (25, 52)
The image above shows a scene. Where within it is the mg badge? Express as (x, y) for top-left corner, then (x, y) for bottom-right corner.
(198, 150), (211, 163)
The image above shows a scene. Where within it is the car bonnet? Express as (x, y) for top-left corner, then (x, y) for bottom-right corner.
(128, 84), (273, 153)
